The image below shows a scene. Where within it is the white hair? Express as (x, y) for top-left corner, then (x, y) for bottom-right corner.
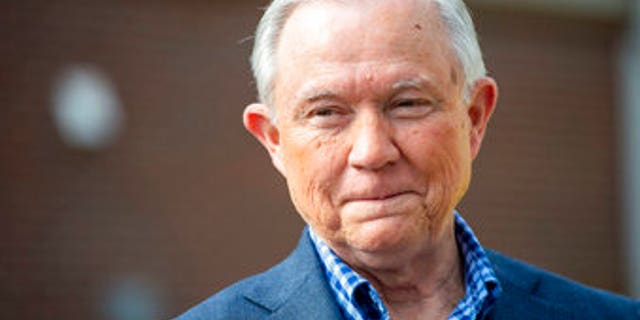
(250, 0), (486, 106)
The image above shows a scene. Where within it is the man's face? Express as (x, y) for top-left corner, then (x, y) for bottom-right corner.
(246, 0), (496, 261)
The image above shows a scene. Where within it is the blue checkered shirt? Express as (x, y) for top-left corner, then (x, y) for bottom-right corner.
(309, 211), (501, 320)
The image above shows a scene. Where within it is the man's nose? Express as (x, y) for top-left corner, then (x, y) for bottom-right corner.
(347, 112), (400, 170)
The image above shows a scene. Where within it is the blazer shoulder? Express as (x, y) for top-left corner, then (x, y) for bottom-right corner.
(487, 250), (640, 320)
(172, 270), (277, 320)
(172, 228), (342, 320)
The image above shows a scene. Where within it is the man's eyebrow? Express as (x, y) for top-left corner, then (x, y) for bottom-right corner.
(391, 77), (435, 92)
(295, 77), (436, 103)
(297, 89), (340, 103)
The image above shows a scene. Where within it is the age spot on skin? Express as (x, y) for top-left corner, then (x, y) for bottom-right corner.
(450, 66), (458, 86)
(414, 23), (422, 30)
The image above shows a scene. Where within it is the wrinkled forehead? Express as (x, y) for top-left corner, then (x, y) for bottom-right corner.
(275, 0), (457, 74)
(281, 0), (446, 44)
(272, 0), (460, 99)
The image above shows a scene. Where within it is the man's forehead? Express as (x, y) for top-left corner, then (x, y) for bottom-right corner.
(271, 0), (461, 109)
(286, 0), (441, 26)
(277, 0), (449, 63)
(282, 0), (443, 38)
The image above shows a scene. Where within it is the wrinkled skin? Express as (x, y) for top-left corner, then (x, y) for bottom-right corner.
(244, 0), (497, 274)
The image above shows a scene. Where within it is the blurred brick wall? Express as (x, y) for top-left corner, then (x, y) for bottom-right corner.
(462, 6), (624, 294)
(0, 1), (625, 319)
(1, 1), (301, 319)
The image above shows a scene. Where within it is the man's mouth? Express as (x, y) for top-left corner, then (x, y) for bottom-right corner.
(345, 191), (414, 202)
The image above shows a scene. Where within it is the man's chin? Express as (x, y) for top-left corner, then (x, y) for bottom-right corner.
(345, 217), (422, 255)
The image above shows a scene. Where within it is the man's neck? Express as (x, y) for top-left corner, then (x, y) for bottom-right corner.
(332, 226), (465, 319)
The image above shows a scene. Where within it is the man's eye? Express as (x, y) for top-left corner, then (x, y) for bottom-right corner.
(389, 99), (434, 118)
(313, 108), (337, 117)
(308, 105), (349, 119)
(396, 99), (432, 108)
(304, 106), (349, 128)
(397, 100), (420, 107)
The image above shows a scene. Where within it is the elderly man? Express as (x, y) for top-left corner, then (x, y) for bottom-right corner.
(176, 0), (640, 319)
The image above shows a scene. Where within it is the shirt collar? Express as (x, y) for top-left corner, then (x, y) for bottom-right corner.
(309, 210), (501, 320)
(309, 229), (388, 320)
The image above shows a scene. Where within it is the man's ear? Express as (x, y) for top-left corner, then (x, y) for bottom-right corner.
(467, 77), (498, 159)
(243, 103), (286, 176)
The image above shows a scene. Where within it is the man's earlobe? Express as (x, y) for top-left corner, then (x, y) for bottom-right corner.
(467, 77), (498, 159)
(243, 103), (286, 175)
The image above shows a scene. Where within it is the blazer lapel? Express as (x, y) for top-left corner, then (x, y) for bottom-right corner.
(268, 272), (344, 319)
(242, 228), (344, 319)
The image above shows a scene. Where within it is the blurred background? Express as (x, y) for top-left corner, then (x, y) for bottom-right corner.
(1, 0), (639, 319)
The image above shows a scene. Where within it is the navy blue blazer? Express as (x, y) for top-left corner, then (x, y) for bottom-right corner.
(175, 229), (640, 319)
